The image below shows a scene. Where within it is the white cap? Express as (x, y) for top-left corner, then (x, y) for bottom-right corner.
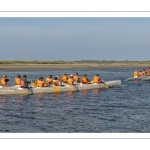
(70, 74), (73, 77)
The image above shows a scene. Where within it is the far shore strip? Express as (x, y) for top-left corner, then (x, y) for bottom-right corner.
(0, 64), (150, 70)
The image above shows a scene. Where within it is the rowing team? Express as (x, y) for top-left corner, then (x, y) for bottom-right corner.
(134, 67), (150, 78)
(0, 73), (104, 88)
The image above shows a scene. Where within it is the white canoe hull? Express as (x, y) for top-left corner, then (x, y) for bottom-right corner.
(142, 77), (150, 81)
(0, 80), (121, 95)
(127, 77), (143, 81)
(127, 76), (150, 81)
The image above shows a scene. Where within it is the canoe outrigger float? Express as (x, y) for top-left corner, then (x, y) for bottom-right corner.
(0, 80), (121, 95)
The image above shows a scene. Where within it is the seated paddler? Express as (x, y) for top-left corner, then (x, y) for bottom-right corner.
(15, 75), (21, 85)
(52, 76), (60, 86)
(67, 74), (74, 86)
(61, 74), (68, 83)
(20, 74), (30, 88)
(1, 75), (10, 86)
(133, 70), (139, 78)
(73, 73), (80, 83)
(46, 75), (53, 86)
(81, 74), (90, 84)
(37, 77), (47, 87)
(93, 74), (103, 84)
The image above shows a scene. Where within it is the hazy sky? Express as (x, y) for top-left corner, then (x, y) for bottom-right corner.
(0, 17), (150, 61)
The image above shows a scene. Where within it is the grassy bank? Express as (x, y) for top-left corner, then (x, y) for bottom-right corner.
(0, 60), (150, 70)
(0, 60), (150, 65)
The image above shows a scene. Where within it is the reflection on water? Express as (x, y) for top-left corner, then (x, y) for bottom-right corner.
(54, 93), (61, 101)
(92, 89), (101, 96)
(37, 94), (44, 100)
(0, 96), (7, 108)
(0, 67), (150, 132)
(67, 91), (74, 100)
(15, 96), (25, 103)
(82, 90), (88, 97)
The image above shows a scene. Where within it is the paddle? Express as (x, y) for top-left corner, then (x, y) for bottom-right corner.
(89, 80), (108, 88)
(102, 82), (109, 88)
(53, 85), (60, 92)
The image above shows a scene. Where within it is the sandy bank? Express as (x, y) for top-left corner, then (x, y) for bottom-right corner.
(0, 63), (150, 70)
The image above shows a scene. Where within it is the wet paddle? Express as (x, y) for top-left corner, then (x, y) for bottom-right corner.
(102, 82), (109, 88)
(53, 85), (60, 92)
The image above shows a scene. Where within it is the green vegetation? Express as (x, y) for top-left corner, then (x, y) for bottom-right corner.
(0, 60), (150, 65)
(0, 60), (71, 64)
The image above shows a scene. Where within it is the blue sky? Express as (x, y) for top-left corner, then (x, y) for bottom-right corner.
(0, 17), (150, 61)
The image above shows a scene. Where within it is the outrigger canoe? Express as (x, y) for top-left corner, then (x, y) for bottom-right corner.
(0, 80), (121, 95)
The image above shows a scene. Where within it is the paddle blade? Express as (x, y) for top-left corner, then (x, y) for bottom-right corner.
(53, 86), (60, 92)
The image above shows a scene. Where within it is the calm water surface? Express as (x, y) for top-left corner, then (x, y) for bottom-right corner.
(0, 67), (150, 133)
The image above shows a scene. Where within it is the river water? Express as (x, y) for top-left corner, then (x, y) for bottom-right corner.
(0, 67), (150, 133)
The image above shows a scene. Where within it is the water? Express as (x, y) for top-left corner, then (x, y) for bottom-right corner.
(0, 67), (150, 133)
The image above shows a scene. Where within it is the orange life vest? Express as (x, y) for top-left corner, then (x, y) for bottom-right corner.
(53, 80), (60, 86)
(37, 80), (44, 87)
(93, 76), (102, 83)
(62, 75), (68, 82)
(73, 75), (79, 81)
(68, 78), (73, 86)
(82, 77), (88, 84)
(134, 71), (138, 77)
(46, 78), (53, 83)
(15, 78), (21, 85)
(1, 78), (8, 86)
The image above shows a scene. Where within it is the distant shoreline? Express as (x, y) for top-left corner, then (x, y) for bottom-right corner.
(0, 63), (150, 70)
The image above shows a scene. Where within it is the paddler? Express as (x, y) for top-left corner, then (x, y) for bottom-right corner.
(142, 70), (146, 76)
(138, 71), (143, 77)
(0, 75), (10, 86)
(61, 74), (68, 83)
(93, 74), (103, 83)
(46, 75), (53, 86)
(37, 77), (47, 87)
(67, 74), (74, 86)
(20, 74), (31, 88)
(133, 70), (139, 78)
(53, 76), (60, 86)
(145, 71), (148, 76)
(15, 75), (21, 85)
(73, 73), (80, 83)
(81, 74), (90, 84)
